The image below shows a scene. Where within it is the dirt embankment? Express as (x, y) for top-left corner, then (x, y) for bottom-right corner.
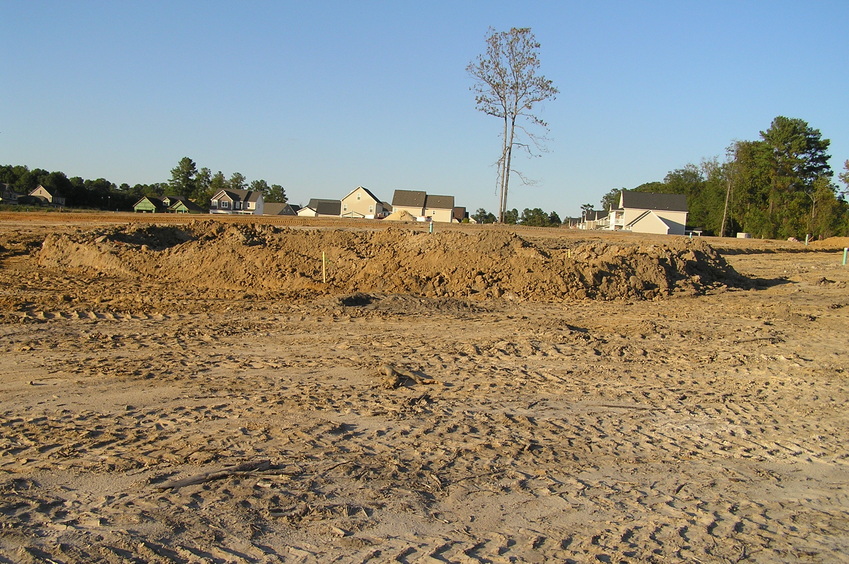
(36, 221), (743, 302)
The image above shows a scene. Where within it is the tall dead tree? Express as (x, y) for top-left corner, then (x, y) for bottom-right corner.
(468, 27), (558, 222)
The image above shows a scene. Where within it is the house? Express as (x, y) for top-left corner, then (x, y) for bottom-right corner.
(29, 185), (66, 207)
(209, 189), (264, 215)
(452, 206), (468, 223)
(163, 196), (206, 214)
(263, 203), (301, 216)
(0, 183), (25, 205)
(391, 190), (461, 223)
(297, 199), (341, 217)
(391, 190), (427, 219)
(340, 186), (386, 219)
(133, 196), (167, 213)
(579, 209), (607, 230)
(611, 190), (688, 235)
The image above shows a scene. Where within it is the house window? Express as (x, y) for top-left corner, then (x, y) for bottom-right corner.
(221, 201), (230, 209)
(211, 201), (218, 208)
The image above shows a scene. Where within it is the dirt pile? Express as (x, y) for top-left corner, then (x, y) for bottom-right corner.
(36, 221), (742, 301)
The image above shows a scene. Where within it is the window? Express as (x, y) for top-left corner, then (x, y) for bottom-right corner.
(221, 201), (230, 209)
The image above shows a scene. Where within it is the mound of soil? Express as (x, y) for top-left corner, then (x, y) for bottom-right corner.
(37, 221), (742, 301)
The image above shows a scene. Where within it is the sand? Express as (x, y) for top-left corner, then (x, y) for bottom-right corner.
(0, 213), (847, 562)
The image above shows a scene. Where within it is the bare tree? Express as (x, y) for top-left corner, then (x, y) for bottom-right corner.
(468, 27), (558, 222)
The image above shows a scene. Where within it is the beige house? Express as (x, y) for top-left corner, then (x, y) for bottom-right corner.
(340, 186), (385, 219)
(391, 190), (459, 223)
(603, 190), (688, 235)
(29, 185), (66, 206)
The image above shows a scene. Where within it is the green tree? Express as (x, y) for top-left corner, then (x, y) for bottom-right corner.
(503, 208), (519, 224)
(730, 117), (834, 238)
(519, 208), (549, 226)
(838, 159), (849, 197)
(548, 211), (561, 225)
(228, 172), (247, 191)
(600, 188), (621, 212)
(472, 208), (497, 223)
(209, 171), (228, 196)
(169, 157), (197, 197)
(468, 27), (558, 223)
(249, 179), (270, 197)
(194, 167), (212, 203)
(266, 184), (287, 203)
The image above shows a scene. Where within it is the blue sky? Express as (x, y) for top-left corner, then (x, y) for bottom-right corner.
(3, 1), (847, 217)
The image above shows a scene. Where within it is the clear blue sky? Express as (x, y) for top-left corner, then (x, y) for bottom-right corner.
(3, 1), (847, 217)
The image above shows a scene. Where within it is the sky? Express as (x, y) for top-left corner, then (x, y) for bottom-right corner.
(3, 1), (848, 217)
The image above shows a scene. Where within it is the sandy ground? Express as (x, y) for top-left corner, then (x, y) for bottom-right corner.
(0, 213), (848, 563)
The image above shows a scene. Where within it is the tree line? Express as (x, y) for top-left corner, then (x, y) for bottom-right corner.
(596, 116), (848, 239)
(0, 157), (287, 211)
(472, 207), (562, 227)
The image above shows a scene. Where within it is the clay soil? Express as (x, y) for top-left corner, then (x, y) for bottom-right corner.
(1, 212), (848, 562)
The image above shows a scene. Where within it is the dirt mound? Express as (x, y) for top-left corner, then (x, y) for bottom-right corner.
(809, 236), (849, 250)
(383, 210), (418, 222)
(36, 221), (742, 301)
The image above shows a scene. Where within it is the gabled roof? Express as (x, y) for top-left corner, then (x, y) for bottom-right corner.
(307, 198), (341, 215)
(425, 194), (454, 210)
(168, 198), (206, 213)
(30, 184), (62, 197)
(264, 203), (300, 215)
(620, 190), (687, 212)
(133, 196), (165, 209)
(212, 189), (263, 203)
(342, 186), (381, 203)
(626, 210), (675, 233)
(392, 189), (427, 208)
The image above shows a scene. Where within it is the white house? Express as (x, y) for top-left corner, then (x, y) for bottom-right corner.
(604, 190), (688, 235)
(209, 189), (264, 215)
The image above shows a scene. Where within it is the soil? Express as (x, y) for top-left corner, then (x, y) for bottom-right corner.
(1, 212), (847, 562)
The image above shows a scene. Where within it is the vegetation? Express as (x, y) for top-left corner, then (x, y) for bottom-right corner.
(468, 27), (558, 223)
(0, 158), (287, 212)
(611, 116), (847, 238)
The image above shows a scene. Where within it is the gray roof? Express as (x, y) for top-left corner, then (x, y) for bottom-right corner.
(620, 190), (688, 212)
(392, 189), (427, 207)
(214, 189), (262, 203)
(307, 198), (341, 215)
(425, 194), (454, 210)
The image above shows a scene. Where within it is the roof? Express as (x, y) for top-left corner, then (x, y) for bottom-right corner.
(31, 184), (62, 197)
(392, 189), (427, 208)
(620, 190), (688, 212)
(626, 210), (676, 233)
(168, 199), (206, 213)
(424, 194), (454, 210)
(342, 186), (382, 203)
(133, 196), (165, 209)
(264, 203), (300, 215)
(307, 198), (341, 215)
(212, 189), (263, 203)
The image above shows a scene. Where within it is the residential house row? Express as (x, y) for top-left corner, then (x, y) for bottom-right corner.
(578, 190), (689, 236)
(137, 186), (467, 223)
